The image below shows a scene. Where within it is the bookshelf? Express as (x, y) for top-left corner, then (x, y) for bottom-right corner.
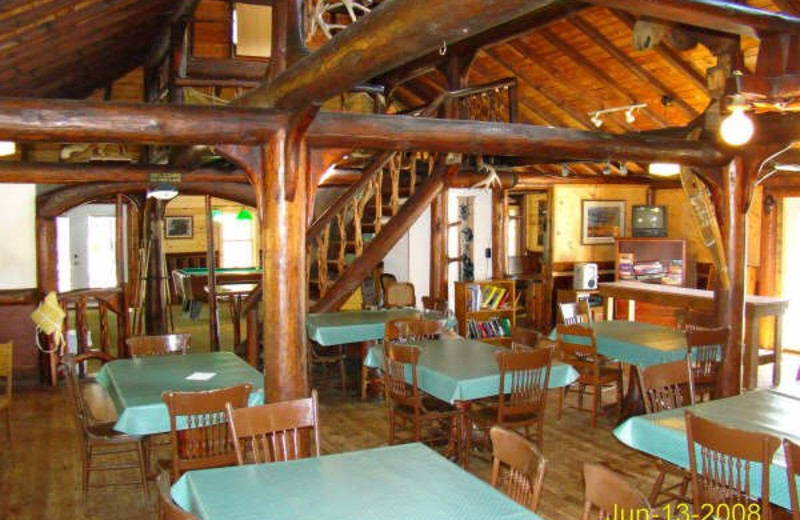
(454, 280), (517, 347)
(615, 238), (686, 286)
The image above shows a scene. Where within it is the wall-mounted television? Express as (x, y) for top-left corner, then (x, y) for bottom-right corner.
(632, 205), (667, 237)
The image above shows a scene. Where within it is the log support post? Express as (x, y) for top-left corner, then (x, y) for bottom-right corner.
(35, 215), (58, 385)
(145, 200), (168, 335)
(492, 189), (508, 279)
(430, 191), (447, 299)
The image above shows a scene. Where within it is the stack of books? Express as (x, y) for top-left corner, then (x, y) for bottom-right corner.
(467, 317), (512, 339)
(618, 253), (635, 280)
(662, 259), (684, 285)
(633, 260), (665, 283)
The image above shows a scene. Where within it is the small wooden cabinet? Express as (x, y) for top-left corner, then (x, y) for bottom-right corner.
(454, 280), (516, 347)
(614, 238), (686, 286)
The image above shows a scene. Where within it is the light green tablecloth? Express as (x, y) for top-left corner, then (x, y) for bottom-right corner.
(549, 320), (687, 367)
(172, 443), (542, 520)
(364, 338), (579, 403)
(307, 308), (452, 346)
(95, 352), (264, 435)
(614, 389), (800, 509)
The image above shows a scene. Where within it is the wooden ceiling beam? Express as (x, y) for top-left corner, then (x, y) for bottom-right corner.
(0, 97), (728, 166)
(611, 10), (711, 97)
(567, 13), (699, 120)
(375, 1), (583, 89)
(185, 57), (269, 81)
(235, 0), (573, 109)
(538, 27), (669, 127)
(0, 0), (77, 39)
(0, 161), (248, 184)
(582, 0), (800, 38)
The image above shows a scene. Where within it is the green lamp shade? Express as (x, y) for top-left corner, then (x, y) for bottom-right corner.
(236, 208), (253, 220)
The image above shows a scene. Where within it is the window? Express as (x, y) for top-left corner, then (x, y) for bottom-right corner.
(220, 215), (255, 267)
(87, 216), (117, 288)
(233, 3), (272, 58)
(507, 203), (521, 257)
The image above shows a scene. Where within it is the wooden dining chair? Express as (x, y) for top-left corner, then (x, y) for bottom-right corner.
(556, 324), (623, 428)
(126, 333), (191, 358)
(582, 462), (653, 520)
(60, 356), (149, 510)
(685, 411), (781, 518)
(685, 327), (729, 401)
(558, 300), (591, 325)
(308, 340), (347, 392)
(469, 346), (553, 460)
(385, 282), (416, 308)
(510, 325), (541, 351)
(489, 426), (547, 512)
(379, 272), (397, 308)
(0, 341), (12, 442)
(383, 342), (457, 452)
(636, 358), (695, 506)
(226, 389), (320, 464)
(162, 383), (253, 482)
(386, 317), (445, 342)
(422, 295), (448, 312)
(157, 470), (199, 520)
(784, 438), (800, 520)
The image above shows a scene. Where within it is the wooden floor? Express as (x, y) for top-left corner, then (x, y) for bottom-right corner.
(2, 304), (797, 520)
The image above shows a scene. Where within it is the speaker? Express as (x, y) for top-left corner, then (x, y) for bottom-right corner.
(573, 263), (598, 290)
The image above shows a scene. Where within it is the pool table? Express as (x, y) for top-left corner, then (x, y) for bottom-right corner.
(172, 267), (262, 319)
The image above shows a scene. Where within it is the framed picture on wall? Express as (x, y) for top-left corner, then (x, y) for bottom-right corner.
(581, 200), (625, 244)
(165, 216), (193, 239)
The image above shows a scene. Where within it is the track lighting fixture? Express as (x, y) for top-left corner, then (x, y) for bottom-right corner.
(588, 103), (646, 128)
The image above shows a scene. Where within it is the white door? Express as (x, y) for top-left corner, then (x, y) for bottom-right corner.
(59, 204), (126, 290)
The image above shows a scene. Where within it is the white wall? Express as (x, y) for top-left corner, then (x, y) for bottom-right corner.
(383, 207), (431, 308)
(0, 184), (37, 289)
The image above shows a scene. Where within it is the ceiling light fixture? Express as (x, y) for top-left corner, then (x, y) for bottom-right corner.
(560, 164), (570, 177)
(719, 71), (754, 146)
(619, 162), (628, 176)
(0, 141), (15, 157)
(648, 162), (681, 177)
(588, 103), (647, 128)
(602, 162), (611, 175)
(236, 208), (254, 221)
(147, 182), (179, 200)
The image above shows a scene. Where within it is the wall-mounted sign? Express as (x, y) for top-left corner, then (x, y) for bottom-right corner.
(149, 172), (183, 183)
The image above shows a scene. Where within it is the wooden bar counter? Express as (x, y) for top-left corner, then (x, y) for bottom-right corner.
(598, 281), (790, 390)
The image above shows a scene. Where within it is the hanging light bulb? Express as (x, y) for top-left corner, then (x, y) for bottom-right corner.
(560, 164), (570, 177)
(619, 162), (628, 176)
(590, 113), (603, 128)
(602, 162), (611, 175)
(0, 141), (16, 156)
(719, 94), (754, 146)
(625, 108), (636, 124)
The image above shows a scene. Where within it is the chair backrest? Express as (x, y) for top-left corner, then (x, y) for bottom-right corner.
(421, 296), (448, 312)
(385, 282), (416, 308)
(636, 358), (695, 414)
(162, 383), (252, 481)
(495, 347), (553, 423)
(226, 390), (320, 465)
(510, 325), (541, 351)
(555, 324), (600, 381)
(582, 462), (652, 520)
(685, 411), (780, 517)
(0, 341), (12, 400)
(685, 327), (729, 397)
(385, 318), (444, 343)
(490, 426), (547, 512)
(675, 309), (716, 331)
(558, 300), (591, 325)
(379, 273), (397, 307)
(784, 438), (800, 520)
(383, 342), (421, 412)
(126, 334), (191, 358)
(157, 471), (199, 520)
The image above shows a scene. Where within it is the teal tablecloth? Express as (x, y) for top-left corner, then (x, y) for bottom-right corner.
(549, 320), (687, 367)
(95, 352), (264, 435)
(614, 389), (800, 508)
(364, 338), (579, 403)
(307, 308), (453, 346)
(172, 443), (542, 520)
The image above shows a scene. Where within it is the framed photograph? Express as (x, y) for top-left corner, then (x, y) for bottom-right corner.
(581, 200), (625, 244)
(165, 216), (193, 239)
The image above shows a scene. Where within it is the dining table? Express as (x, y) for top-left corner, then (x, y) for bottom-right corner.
(614, 388), (800, 509)
(94, 351), (264, 436)
(548, 320), (688, 418)
(364, 337), (579, 464)
(171, 442), (544, 520)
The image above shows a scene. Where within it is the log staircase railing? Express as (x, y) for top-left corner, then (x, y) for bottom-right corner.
(58, 288), (126, 358)
(307, 78), (517, 309)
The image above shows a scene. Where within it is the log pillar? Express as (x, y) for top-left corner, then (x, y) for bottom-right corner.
(35, 215), (58, 385)
(492, 189), (508, 279)
(717, 157), (747, 397)
(259, 132), (308, 401)
(430, 191), (447, 299)
(145, 200), (168, 335)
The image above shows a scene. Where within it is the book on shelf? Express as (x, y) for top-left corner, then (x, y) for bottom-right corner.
(489, 287), (507, 309)
(466, 317), (510, 340)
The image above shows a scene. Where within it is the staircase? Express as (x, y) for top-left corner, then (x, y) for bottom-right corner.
(307, 78), (519, 312)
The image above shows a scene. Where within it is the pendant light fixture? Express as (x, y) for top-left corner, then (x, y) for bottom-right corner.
(236, 208), (253, 220)
(719, 71), (754, 147)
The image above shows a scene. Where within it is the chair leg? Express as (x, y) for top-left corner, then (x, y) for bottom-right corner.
(136, 441), (150, 502)
(339, 358), (347, 393)
(82, 442), (91, 512)
(360, 366), (369, 400)
(557, 386), (565, 419)
(591, 384), (599, 428)
(648, 467), (667, 504)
